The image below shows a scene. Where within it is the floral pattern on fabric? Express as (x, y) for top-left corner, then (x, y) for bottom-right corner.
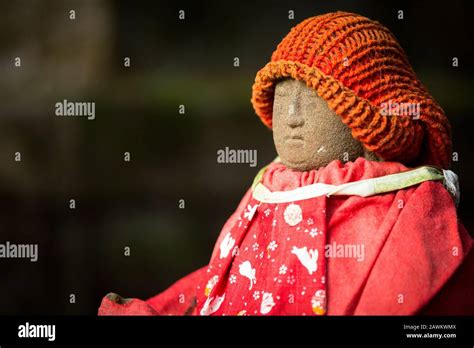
(197, 195), (328, 316)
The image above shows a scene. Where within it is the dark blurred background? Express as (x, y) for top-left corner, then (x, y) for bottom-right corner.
(0, 0), (472, 314)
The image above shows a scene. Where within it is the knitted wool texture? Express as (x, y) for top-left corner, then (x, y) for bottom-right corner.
(251, 12), (451, 168)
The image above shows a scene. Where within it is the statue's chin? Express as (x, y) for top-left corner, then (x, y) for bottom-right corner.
(279, 157), (327, 172)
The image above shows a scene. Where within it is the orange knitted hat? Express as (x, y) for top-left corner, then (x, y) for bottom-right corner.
(251, 12), (451, 168)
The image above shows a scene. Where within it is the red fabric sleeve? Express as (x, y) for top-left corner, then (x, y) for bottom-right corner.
(354, 181), (472, 315)
(146, 266), (208, 315)
(419, 223), (474, 315)
(98, 267), (208, 316)
(97, 189), (254, 316)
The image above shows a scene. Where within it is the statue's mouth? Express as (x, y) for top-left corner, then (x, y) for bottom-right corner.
(286, 134), (304, 140)
(285, 135), (304, 146)
(286, 134), (304, 141)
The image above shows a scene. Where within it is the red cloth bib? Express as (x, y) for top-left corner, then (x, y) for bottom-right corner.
(197, 195), (328, 315)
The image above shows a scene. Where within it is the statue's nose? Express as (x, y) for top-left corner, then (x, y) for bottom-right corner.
(287, 104), (305, 128)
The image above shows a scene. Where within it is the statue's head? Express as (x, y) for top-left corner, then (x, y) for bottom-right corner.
(251, 12), (451, 171)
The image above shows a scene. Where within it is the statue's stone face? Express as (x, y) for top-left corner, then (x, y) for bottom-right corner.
(272, 79), (376, 171)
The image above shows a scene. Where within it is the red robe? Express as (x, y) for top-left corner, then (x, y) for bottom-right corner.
(98, 158), (473, 315)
